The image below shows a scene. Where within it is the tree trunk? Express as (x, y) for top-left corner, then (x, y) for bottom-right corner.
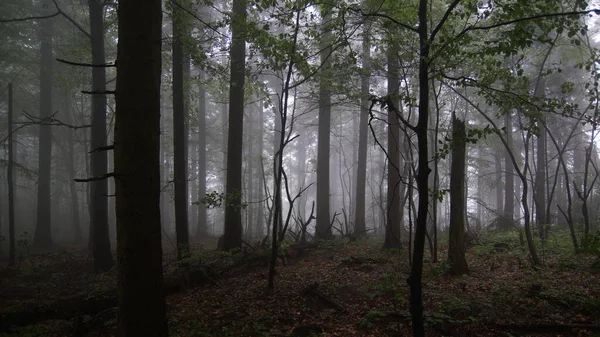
(172, 0), (190, 259)
(315, 7), (332, 240)
(256, 102), (265, 238)
(89, 0), (113, 272)
(8, 83), (16, 266)
(63, 95), (82, 242)
(34, 0), (54, 250)
(114, 0), (167, 334)
(384, 45), (402, 250)
(503, 113), (515, 229)
(196, 71), (208, 238)
(407, 1), (430, 335)
(222, 0), (246, 250)
(354, 23), (370, 237)
(448, 115), (469, 275)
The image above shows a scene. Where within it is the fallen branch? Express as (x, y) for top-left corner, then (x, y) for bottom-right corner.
(301, 282), (345, 312)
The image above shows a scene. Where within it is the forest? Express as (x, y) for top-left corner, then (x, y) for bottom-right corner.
(1, 0), (600, 336)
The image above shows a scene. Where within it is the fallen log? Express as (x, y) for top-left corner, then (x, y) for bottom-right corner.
(301, 282), (345, 312)
(491, 322), (600, 333)
(0, 265), (218, 333)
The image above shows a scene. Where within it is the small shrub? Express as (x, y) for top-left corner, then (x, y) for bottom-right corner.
(582, 232), (600, 257)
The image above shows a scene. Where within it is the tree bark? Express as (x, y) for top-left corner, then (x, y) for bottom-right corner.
(384, 44), (402, 250)
(407, 1), (430, 335)
(315, 6), (332, 240)
(8, 83), (16, 266)
(222, 0), (246, 250)
(448, 115), (469, 275)
(114, 0), (167, 334)
(354, 23), (370, 238)
(34, 0), (54, 250)
(196, 71), (208, 238)
(503, 113), (515, 230)
(89, 0), (113, 272)
(172, 0), (190, 259)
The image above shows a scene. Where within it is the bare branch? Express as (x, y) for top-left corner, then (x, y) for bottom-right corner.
(90, 145), (114, 153)
(81, 90), (116, 95)
(429, 0), (462, 43)
(347, 6), (418, 33)
(74, 172), (115, 183)
(52, 0), (91, 38)
(0, 12), (59, 23)
(57, 58), (116, 68)
(21, 110), (91, 129)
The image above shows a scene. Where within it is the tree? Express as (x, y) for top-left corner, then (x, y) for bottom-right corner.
(33, 0), (54, 250)
(113, 0), (167, 334)
(222, 0), (246, 250)
(383, 41), (402, 250)
(89, 0), (114, 272)
(448, 115), (468, 275)
(7, 83), (16, 266)
(353, 22), (370, 238)
(196, 71), (208, 238)
(315, 5), (332, 240)
(172, 0), (190, 259)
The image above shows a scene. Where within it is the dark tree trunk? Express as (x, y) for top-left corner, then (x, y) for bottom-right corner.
(534, 77), (547, 239)
(448, 115), (469, 275)
(246, 103), (255, 239)
(63, 95), (82, 242)
(89, 0), (114, 272)
(315, 7), (332, 240)
(503, 113), (515, 229)
(34, 0), (54, 250)
(407, 1), (430, 335)
(384, 45), (402, 250)
(8, 83), (16, 266)
(172, 0), (190, 259)
(354, 23), (370, 237)
(196, 71), (208, 238)
(256, 103), (265, 238)
(222, 0), (246, 250)
(114, 0), (167, 334)
(495, 154), (504, 214)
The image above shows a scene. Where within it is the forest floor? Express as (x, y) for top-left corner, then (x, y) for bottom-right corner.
(0, 231), (599, 337)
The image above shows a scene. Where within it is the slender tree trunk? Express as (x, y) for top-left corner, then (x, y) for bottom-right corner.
(34, 0), (54, 250)
(534, 77), (547, 240)
(114, 0), (167, 333)
(448, 115), (469, 275)
(196, 71), (208, 238)
(503, 113), (515, 229)
(89, 0), (113, 271)
(256, 103), (265, 238)
(384, 45), (402, 250)
(63, 95), (82, 242)
(408, 1), (430, 335)
(172, 1), (190, 259)
(247, 103), (255, 239)
(354, 23), (370, 237)
(495, 154), (504, 214)
(222, 0), (246, 250)
(315, 6), (332, 240)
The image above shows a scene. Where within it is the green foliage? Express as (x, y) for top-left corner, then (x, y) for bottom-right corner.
(197, 190), (247, 210)
(424, 260), (450, 277)
(436, 125), (496, 160)
(581, 232), (600, 257)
